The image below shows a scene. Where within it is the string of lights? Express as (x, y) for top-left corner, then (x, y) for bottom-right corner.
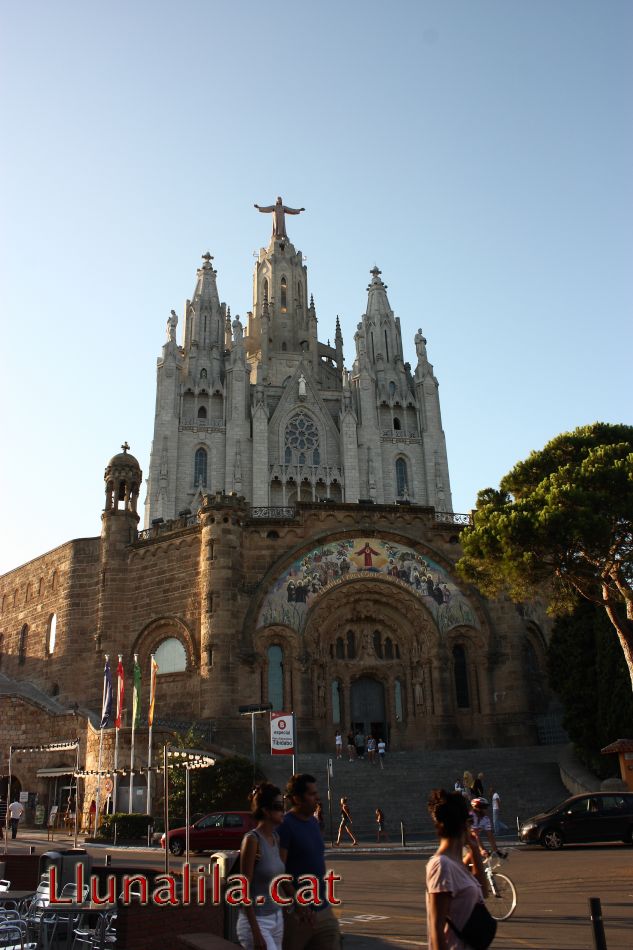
(10, 740), (79, 753)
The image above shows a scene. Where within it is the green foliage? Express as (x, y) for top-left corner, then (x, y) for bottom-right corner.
(165, 728), (265, 820)
(98, 812), (152, 840)
(457, 423), (633, 683)
(548, 601), (633, 778)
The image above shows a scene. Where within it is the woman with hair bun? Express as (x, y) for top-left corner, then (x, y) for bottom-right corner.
(426, 789), (490, 950)
(236, 782), (287, 950)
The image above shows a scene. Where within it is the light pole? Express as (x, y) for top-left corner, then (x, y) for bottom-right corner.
(238, 703), (272, 783)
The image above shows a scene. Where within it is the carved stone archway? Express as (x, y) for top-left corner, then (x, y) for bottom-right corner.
(303, 575), (449, 749)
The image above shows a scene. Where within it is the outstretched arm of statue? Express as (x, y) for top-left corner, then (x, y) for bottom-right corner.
(283, 206), (305, 214)
(254, 204), (275, 212)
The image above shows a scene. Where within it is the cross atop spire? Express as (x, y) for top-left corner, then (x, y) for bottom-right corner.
(370, 265), (382, 278)
(121, 441), (130, 454)
(201, 252), (214, 264)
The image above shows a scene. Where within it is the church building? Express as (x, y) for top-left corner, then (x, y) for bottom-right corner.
(0, 201), (552, 812)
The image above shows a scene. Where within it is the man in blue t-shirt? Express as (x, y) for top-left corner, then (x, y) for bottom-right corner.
(278, 773), (341, 950)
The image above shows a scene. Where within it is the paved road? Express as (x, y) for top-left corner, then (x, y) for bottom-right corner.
(330, 844), (632, 948)
(5, 834), (632, 947)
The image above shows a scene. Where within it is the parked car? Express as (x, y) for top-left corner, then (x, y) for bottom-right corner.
(519, 792), (633, 850)
(160, 811), (256, 855)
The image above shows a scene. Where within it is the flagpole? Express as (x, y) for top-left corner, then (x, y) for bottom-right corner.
(114, 654), (123, 813)
(147, 653), (156, 816)
(129, 653), (139, 814)
(94, 654), (108, 836)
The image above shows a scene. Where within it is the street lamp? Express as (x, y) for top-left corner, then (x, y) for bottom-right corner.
(238, 703), (273, 782)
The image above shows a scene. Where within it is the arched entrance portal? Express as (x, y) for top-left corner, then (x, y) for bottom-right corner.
(351, 677), (385, 739)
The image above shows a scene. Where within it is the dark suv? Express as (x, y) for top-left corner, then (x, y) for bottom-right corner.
(519, 792), (633, 849)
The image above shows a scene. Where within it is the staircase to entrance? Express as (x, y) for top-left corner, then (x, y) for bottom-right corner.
(259, 745), (568, 840)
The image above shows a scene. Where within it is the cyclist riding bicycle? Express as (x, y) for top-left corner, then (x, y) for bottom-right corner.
(470, 797), (507, 858)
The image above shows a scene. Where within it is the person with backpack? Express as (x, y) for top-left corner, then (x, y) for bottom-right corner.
(426, 788), (496, 950)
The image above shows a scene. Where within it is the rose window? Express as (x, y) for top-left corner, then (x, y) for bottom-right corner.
(284, 413), (320, 466)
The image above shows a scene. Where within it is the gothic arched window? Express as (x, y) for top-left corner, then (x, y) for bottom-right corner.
(373, 630), (383, 658)
(280, 277), (287, 311)
(155, 637), (187, 673)
(389, 381), (396, 398)
(346, 630), (356, 659)
(453, 644), (470, 708)
(396, 457), (408, 497)
(200, 368), (207, 379)
(284, 412), (320, 467)
(47, 614), (57, 655)
(393, 416), (401, 430)
(197, 406), (207, 419)
(336, 637), (345, 659)
(18, 624), (28, 665)
(263, 278), (269, 301)
(384, 637), (394, 659)
(194, 448), (207, 487)
(267, 645), (284, 710)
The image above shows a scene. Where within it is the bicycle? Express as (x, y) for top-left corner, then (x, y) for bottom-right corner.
(482, 851), (517, 921)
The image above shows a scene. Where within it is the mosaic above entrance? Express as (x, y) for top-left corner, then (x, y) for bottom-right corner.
(256, 537), (479, 635)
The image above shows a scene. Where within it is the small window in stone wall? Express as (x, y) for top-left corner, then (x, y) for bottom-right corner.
(18, 624), (28, 665)
(47, 614), (57, 655)
(154, 637), (187, 674)
(336, 637), (345, 659)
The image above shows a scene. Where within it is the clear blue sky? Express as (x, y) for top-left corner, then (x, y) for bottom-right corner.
(1, 0), (631, 575)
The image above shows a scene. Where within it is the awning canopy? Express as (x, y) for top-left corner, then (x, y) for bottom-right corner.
(36, 767), (75, 778)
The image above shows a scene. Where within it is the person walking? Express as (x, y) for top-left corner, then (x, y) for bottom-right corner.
(490, 788), (504, 835)
(426, 789), (493, 950)
(8, 798), (24, 839)
(472, 773), (484, 798)
(279, 773), (342, 949)
(366, 735), (376, 764)
(335, 732), (343, 760)
(375, 807), (388, 842)
(346, 731), (355, 762)
(354, 730), (365, 760)
(377, 737), (386, 768)
(236, 782), (287, 950)
(335, 796), (357, 847)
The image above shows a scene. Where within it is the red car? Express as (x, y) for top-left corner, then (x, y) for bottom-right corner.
(160, 811), (255, 855)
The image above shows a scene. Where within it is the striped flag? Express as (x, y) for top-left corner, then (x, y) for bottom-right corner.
(148, 654), (158, 726)
(115, 657), (125, 729)
(132, 657), (142, 729)
(100, 657), (113, 729)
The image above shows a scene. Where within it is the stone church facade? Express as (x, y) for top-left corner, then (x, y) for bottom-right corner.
(0, 204), (553, 809)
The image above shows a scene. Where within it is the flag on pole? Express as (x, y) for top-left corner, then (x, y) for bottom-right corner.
(115, 657), (125, 729)
(148, 654), (158, 726)
(132, 657), (142, 729)
(100, 657), (113, 729)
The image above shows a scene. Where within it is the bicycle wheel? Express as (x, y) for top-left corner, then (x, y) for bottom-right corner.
(484, 872), (517, 921)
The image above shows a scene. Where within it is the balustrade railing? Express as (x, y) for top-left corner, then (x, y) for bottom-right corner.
(248, 506), (297, 520)
(381, 428), (419, 439)
(137, 513), (198, 541)
(434, 511), (472, 527)
(180, 417), (225, 429)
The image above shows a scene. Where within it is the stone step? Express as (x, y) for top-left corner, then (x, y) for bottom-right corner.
(259, 746), (569, 838)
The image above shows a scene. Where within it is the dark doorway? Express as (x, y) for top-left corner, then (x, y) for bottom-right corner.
(351, 677), (386, 738)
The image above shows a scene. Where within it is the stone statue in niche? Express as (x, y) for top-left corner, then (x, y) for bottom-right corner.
(298, 373), (307, 399)
(414, 681), (424, 707)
